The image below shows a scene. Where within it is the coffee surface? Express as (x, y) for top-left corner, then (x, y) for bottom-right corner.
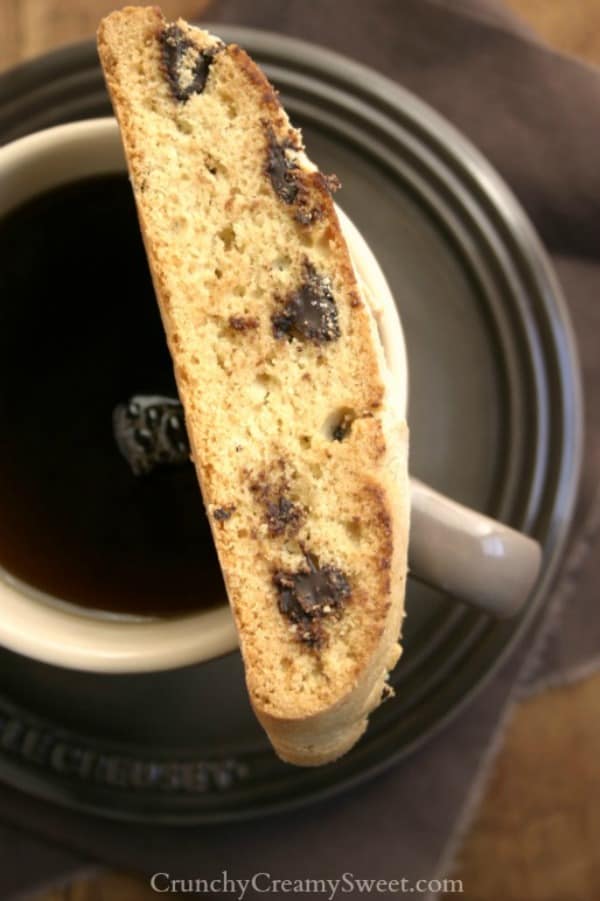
(0, 174), (226, 617)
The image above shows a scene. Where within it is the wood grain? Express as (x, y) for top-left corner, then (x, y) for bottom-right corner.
(505, 0), (600, 66)
(445, 671), (600, 900)
(1, 1), (598, 899)
(37, 871), (156, 900)
(0, 0), (213, 71)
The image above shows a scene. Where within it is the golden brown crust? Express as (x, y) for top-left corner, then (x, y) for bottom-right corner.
(97, 6), (410, 766)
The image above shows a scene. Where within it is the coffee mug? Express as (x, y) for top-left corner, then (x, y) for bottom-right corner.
(0, 118), (541, 673)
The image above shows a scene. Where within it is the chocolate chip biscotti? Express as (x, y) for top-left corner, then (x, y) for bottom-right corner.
(97, 6), (410, 766)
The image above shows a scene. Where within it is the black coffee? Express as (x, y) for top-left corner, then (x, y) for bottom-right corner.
(0, 174), (226, 617)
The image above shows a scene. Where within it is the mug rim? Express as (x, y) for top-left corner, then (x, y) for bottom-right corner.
(0, 117), (408, 672)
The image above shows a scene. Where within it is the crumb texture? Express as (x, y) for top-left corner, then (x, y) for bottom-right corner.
(97, 6), (410, 765)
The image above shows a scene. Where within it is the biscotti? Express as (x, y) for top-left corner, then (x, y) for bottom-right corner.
(97, 6), (410, 765)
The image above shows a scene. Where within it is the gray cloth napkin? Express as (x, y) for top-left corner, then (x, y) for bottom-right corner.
(1, 1), (599, 898)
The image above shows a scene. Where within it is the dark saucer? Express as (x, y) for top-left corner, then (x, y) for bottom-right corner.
(0, 27), (582, 823)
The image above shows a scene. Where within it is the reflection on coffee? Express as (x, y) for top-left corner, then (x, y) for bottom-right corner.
(0, 174), (226, 617)
(113, 394), (190, 476)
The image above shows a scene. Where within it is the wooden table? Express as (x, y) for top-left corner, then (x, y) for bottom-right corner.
(1, 2), (599, 899)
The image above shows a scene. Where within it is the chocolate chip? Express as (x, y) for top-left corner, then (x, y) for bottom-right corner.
(265, 128), (299, 204)
(265, 496), (303, 537)
(113, 395), (190, 476)
(272, 262), (340, 344)
(213, 506), (235, 522)
(229, 315), (259, 332)
(274, 552), (351, 647)
(250, 470), (304, 537)
(160, 25), (221, 103)
(332, 410), (355, 441)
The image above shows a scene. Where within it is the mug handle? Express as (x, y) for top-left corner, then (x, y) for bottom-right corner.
(409, 478), (542, 618)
